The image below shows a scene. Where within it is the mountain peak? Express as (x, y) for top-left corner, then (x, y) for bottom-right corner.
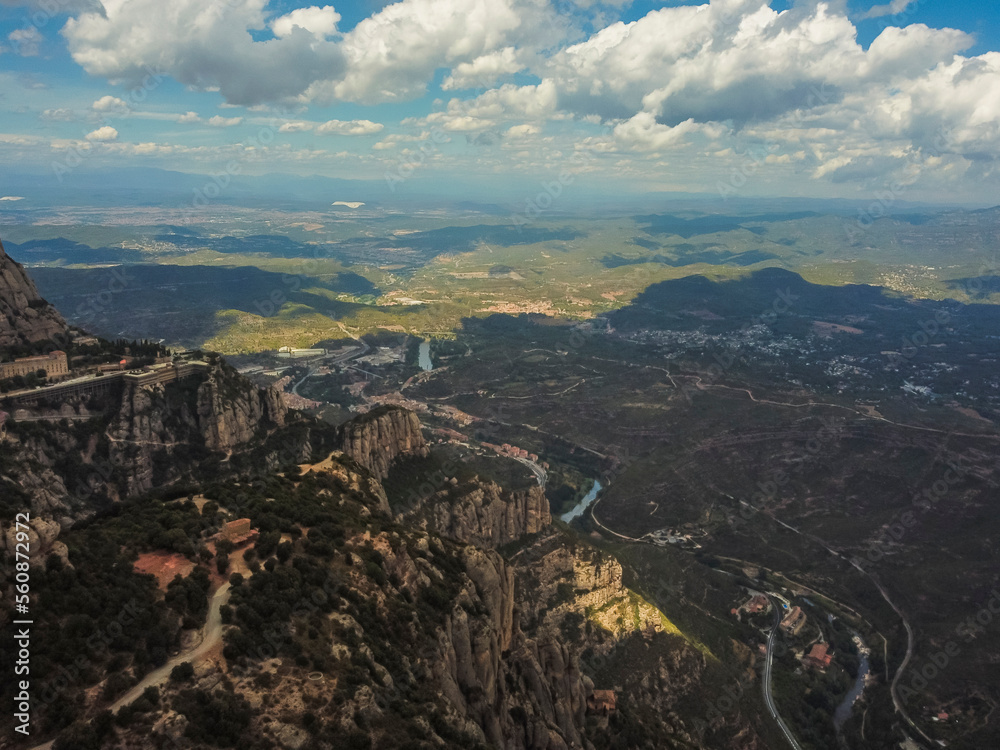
(0, 237), (69, 351)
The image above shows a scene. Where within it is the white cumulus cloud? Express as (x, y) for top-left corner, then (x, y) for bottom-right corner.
(208, 115), (243, 127)
(862, 0), (919, 21)
(8, 27), (42, 56)
(62, 0), (346, 106)
(92, 95), (129, 115)
(442, 47), (523, 91)
(85, 125), (118, 141)
(270, 6), (340, 38)
(315, 119), (384, 136)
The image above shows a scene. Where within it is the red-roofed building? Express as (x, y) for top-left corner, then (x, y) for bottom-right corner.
(804, 643), (833, 670)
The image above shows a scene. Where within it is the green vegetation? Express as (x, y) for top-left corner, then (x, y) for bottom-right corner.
(15, 207), (998, 353)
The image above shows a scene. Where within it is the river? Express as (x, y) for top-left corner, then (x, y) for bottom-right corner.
(418, 340), (432, 371)
(834, 632), (870, 731)
(560, 480), (603, 523)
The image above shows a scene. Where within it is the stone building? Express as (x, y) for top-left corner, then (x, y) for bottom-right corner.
(222, 518), (255, 545)
(780, 605), (806, 635)
(587, 690), (617, 716)
(0, 351), (69, 380)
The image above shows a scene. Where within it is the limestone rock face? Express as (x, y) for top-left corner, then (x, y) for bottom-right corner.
(338, 406), (428, 478)
(196, 367), (287, 452)
(425, 545), (592, 750)
(107, 362), (288, 495)
(406, 478), (551, 548)
(0, 238), (68, 348)
(0, 516), (69, 567)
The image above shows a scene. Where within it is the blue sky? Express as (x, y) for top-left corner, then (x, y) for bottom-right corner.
(1, 0), (999, 202)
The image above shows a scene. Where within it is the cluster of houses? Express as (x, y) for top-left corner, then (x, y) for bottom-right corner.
(735, 594), (837, 672)
(776, 605), (836, 671)
(482, 442), (539, 462)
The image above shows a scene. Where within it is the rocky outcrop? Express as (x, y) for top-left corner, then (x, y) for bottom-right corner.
(0, 238), (68, 349)
(334, 528), (592, 750)
(108, 362), (288, 494)
(1, 360), (292, 513)
(0, 516), (69, 567)
(196, 365), (287, 452)
(426, 546), (592, 750)
(339, 405), (427, 478)
(406, 478), (551, 548)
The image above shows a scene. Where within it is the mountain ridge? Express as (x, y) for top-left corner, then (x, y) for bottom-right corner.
(0, 237), (69, 351)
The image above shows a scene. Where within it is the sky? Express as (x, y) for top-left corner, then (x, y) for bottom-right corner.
(0, 0), (999, 203)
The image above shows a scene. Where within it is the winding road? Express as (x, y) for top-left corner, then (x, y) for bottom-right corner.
(685, 375), (1000, 440)
(763, 596), (805, 750)
(111, 582), (232, 712)
(27, 583), (232, 750)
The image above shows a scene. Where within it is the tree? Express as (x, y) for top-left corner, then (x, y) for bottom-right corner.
(216, 538), (235, 557)
(170, 662), (195, 682)
(276, 541), (293, 563)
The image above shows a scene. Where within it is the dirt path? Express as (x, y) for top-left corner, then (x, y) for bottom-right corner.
(110, 582), (231, 713)
(26, 583), (231, 750)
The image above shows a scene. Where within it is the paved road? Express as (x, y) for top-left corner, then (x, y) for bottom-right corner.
(290, 341), (370, 397)
(850, 561), (933, 748)
(512, 455), (547, 487)
(291, 368), (316, 397)
(736, 499), (928, 745)
(763, 596), (805, 750)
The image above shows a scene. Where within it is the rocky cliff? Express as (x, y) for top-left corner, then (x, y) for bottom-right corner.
(405, 477), (551, 548)
(301, 519), (595, 750)
(0, 238), (68, 349)
(1, 428), (769, 750)
(427, 545), (593, 750)
(339, 405), (428, 478)
(195, 364), (287, 452)
(107, 361), (288, 494)
(511, 535), (717, 747)
(3, 362), (293, 518)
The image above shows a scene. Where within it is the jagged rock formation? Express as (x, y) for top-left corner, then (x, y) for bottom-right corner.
(0, 516), (69, 568)
(339, 405), (428, 478)
(196, 365), (287, 452)
(0, 415), (770, 750)
(428, 545), (592, 750)
(405, 477), (551, 548)
(339, 526), (593, 750)
(0, 238), (68, 349)
(108, 362), (288, 494)
(3, 362), (293, 516)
